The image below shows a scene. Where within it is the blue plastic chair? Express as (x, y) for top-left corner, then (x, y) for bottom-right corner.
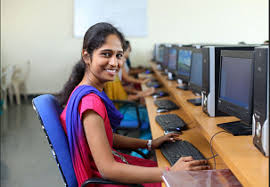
(32, 94), (143, 187)
(113, 100), (149, 133)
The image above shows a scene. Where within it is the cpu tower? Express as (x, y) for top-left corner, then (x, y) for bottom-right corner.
(252, 46), (269, 156)
(201, 45), (255, 117)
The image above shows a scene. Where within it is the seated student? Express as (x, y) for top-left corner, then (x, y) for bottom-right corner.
(120, 41), (153, 94)
(124, 40), (147, 76)
(57, 22), (209, 187)
(104, 73), (154, 103)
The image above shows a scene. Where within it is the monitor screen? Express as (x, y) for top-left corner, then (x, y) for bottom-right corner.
(220, 57), (252, 110)
(177, 49), (192, 82)
(189, 52), (203, 92)
(218, 50), (254, 124)
(161, 47), (170, 69)
(158, 46), (164, 63)
(167, 48), (178, 71)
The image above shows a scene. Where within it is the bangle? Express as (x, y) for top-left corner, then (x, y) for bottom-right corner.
(147, 140), (152, 151)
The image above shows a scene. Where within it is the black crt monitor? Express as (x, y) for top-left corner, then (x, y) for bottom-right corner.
(176, 47), (193, 90)
(161, 45), (171, 72)
(167, 45), (178, 80)
(187, 48), (205, 106)
(217, 50), (255, 135)
(189, 48), (204, 94)
(152, 43), (161, 62)
(157, 44), (165, 64)
(201, 45), (256, 117)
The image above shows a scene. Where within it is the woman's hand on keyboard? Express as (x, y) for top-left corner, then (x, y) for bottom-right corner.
(140, 78), (151, 84)
(151, 133), (181, 149)
(171, 156), (210, 171)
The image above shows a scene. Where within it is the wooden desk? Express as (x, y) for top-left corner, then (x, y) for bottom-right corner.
(141, 62), (269, 187)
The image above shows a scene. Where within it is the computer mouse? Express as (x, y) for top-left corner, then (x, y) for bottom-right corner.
(153, 94), (164, 99)
(159, 91), (168, 96)
(156, 108), (169, 113)
(153, 84), (161, 88)
(166, 127), (181, 132)
(152, 95), (159, 99)
(164, 127), (182, 135)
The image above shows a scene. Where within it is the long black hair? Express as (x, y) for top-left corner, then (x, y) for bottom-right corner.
(56, 22), (125, 106)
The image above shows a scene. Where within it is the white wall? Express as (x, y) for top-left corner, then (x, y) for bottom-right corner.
(1, 0), (268, 94)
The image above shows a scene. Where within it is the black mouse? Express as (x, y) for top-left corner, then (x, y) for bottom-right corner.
(156, 108), (169, 113)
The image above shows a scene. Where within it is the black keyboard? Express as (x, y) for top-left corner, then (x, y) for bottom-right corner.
(187, 98), (202, 106)
(160, 140), (206, 166)
(146, 81), (161, 88)
(150, 77), (157, 81)
(152, 90), (169, 97)
(154, 99), (179, 110)
(217, 121), (252, 136)
(155, 114), (187, 131)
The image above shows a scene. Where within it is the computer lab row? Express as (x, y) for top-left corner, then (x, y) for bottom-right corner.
(148, 43), (269, 156)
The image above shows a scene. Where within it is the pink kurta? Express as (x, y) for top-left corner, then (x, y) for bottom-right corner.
(60, 92), (161, 187)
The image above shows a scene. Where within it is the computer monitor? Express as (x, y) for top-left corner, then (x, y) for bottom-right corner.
(167, 45), (178, 79)
(157, 44), (165, 64)
(201, 45), (255, 117)
(161, 45), (171, 71)
(186, 48), (206, 106)
(189, 48), (204, 95)
(176, 47), (193, 90)
(152, 43), (161, 62)
(217, 50), (254, 135)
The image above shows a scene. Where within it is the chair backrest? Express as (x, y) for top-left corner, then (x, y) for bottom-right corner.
(32, 94), (78, 187)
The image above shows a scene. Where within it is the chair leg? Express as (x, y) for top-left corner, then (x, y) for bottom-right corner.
(12, 82), (21, 105)
(2, 89), (7, 109)
(21, 84), (28, 101)
(7, 85), (14, 105)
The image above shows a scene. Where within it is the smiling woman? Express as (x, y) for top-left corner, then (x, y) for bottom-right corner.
(56, 22), (209, 187)
(81, 34), (124, 86)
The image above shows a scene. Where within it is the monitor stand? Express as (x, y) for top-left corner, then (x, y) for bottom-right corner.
(187, 98), (202, 106)
(217, 121), (252, 136)
(167, 72), (175, 80)
(157, 64), (162, 71)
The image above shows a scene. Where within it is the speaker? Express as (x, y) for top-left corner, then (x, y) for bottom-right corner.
(252, 46), (269, 156)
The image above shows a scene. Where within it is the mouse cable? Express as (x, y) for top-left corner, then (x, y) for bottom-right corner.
(209, 130), (229, 169)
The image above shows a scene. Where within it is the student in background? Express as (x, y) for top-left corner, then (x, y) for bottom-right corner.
(121, 41), (150, 87)
(120, 40), (153, 95)
(107, 41), (155, 101)
(123, 40), (147, 76)
(57, 22), (209, 187)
